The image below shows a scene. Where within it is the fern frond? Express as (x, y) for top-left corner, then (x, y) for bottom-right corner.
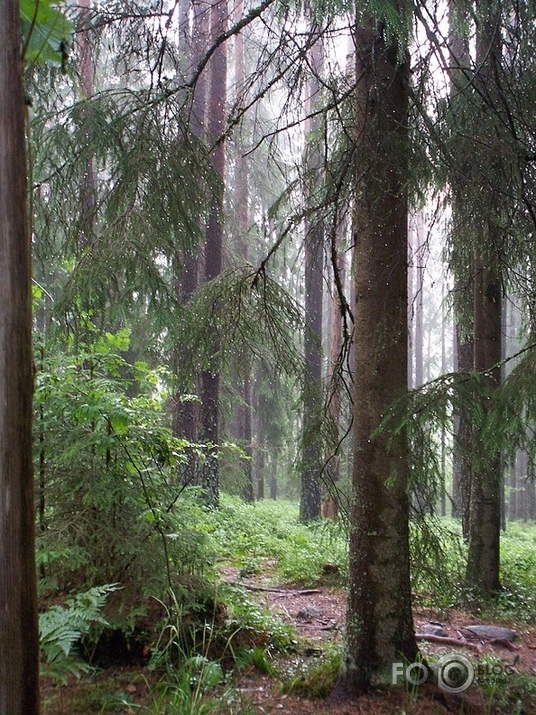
(39, 583), (119, 677)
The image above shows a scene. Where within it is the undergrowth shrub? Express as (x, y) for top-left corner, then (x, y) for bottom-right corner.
(39, 583), (119, 682)
(148, 584), (294, 674)
(409, 517), (536, 622)
(35, 330), (215, 600)
(410, 517), (466, 609)
(206, 496), (348, 585)
(280, 644), (343, 699)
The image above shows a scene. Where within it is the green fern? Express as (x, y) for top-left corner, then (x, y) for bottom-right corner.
(39, 583), (119, 680)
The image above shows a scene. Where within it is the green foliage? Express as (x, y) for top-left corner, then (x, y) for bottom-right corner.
(410, 518), (536, 622)
(31, 85), (213, 333)
(127, 672), (231, 715)
(21, 0), (73, 69)
(39, 583), (119, 682)
(35, 329), (214, 597)
(366, 0), (412, 50)
(181, 266), (305, 380)
(493, 523), (536, 623)
(233, 645), (277, 675)
(148, 581), (293, 677)
(478, 670), (536, 715)
(410, 517), (465, 606)
(222, 585), (295, 652)
(280, 644), (342, 699)
(206, 497), (348, 585)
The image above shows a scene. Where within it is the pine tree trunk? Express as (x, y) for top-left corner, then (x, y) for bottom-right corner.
(465, 8), (503, 595)
(300, 27), (324, 523)
(233, 0), (254, 503)
(448, 0), (472, 526)
(190, 0), (210, 137)
(452, 325), (474, 532)
(508, 451), (518, 520)
(325, 232), (346, 509)
(524, 455), (536, 521)
(252, 367), (265, 499)
(466, 256), (502, 592)
(337, 8), (418, 695)
(173, 0), (205, 483)
(77, 0), (96, 247)
(200, 0), (227, 505)
(269, 459), (278, 500)
(440, 295), (447, 516)
(0, 2), (40, 710)
(519, 449), (528, 520)
(239, 378), (254, 502)
(413, 215), (425, 388)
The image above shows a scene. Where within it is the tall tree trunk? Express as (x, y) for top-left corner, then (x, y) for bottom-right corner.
(0, 2), (40, 711)
(300, 24), (324, 523)
(452, 325), (474, 529)
(233, 0), (254, 502)
(508, 450), (518, 520)
(525, 456), (536, 521)
(412, 214), (425, 388)
(269, 458), (278, 500)
(199, 0), (227, 505)
(190, 0), (210, 138)
(440, 283), (447, 516)
(173, 0), (206, 484)
(238, 378), (254, 501)
(252, 366), (265, 499)
(518, 449), (528, 520)
(466, 254), (502, 592)
(448, 0), (473, 529)
(324, 229), (346, 514)
(77, 0), (96, 248)
(465, 7), (503, 595)
(337, 6), (418, 695)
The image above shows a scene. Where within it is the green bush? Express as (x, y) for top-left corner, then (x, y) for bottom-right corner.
(35, 331), (215, 600)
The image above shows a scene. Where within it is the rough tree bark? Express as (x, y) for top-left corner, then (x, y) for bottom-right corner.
(465, 5), (503, 595)
(323, 230), (346, 517)
(467, 254), (502, 592)
(172, 0), (207, 484)
(448, 0), (473, 528)
(200, 0), (228, 505)
(233, 0), (254, 503)
(0, 1), (40, 711)
(337, 5), (418, 694)
(452, 325), (474, 532)
(299, 22), (324, 523)
(77, 0), (96, 247)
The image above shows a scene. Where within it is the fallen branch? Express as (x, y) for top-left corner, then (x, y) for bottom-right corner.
(489, 638), (518, 651)
(415, 633), (482, 652)
(229, 582), (322, 596)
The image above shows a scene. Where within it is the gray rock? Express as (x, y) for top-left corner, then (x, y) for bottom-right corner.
(296, 607), (324, 622)
(460, 624), (517, 641)
(421, 623), (449, 638)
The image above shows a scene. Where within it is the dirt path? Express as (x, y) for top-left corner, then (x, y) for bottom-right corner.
(41, 564), (536, 714)
(223, 562), (536, 714)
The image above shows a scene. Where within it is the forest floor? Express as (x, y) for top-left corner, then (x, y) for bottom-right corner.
(218, 561), (536, 715)
(42, 559), (536, 715)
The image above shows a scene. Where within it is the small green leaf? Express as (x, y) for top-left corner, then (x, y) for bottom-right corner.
(21, 0), (73, 68)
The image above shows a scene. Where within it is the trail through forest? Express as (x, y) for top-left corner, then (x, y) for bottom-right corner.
(218, 561), (536, 714)
(41, 559), (536, 714)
